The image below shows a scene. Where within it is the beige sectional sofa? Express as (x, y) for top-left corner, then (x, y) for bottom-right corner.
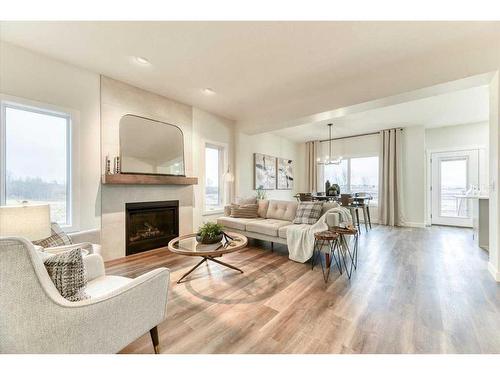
(217, 199), (340, 245)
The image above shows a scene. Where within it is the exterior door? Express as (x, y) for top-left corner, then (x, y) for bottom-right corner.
(431, 150), (478, 227)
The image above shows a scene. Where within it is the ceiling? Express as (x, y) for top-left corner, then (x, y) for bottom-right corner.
(1, 21), (499, 132)
(271, 85), (490, 142)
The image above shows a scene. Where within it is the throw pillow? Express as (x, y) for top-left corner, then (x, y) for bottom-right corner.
(44, 248), (89, 302)
(33, 222), (73, 248)
(235, 196), (257, 205)
(293, 202), (324, 225)
(230, 203), (259, 218)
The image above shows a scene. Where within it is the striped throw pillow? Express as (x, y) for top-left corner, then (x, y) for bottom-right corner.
(293, 202), (324, 224)
(230, 203), (259, 218)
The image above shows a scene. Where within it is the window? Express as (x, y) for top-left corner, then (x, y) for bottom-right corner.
(323, 156), (379, 204)
(323, 159), (348, 194)
(1, 102), (71, 225)
(204, 143), (224, 212)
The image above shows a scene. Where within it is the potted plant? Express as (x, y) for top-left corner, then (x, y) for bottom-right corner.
(196, 222), (224, 244)
(256, 187), (266, 200)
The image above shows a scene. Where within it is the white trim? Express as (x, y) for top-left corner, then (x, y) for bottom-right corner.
(401, 222), (426, 228)
(488, 262), (500, 282)
(202, 139), (228, 215)
(202, 209), (224, 217)
(425, 145), (486, 227)
(0, 94), (81, 232)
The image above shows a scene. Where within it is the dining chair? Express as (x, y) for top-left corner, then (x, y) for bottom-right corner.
(298, 193), (313, 202)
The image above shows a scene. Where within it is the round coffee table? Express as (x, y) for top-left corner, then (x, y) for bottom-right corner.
(167, 232), (248, 283)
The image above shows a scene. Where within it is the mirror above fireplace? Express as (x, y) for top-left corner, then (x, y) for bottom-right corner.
(119, 114), (185, 176)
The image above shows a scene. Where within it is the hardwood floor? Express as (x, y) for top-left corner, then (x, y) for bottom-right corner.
(107, 225), (500, 354)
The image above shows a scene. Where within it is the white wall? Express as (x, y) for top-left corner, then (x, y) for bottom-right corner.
(0, 41), (101, 232)
(192, 107), (235, 229)
(317, 133), (379, 161)
(235, 131), (304, 201)
(425, 122), (489, 193)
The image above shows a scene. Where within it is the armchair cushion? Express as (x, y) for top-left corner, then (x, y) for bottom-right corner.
(84, 275), (132, 299)
(43, 248), (89, 302)
(33, 222), (72, 248)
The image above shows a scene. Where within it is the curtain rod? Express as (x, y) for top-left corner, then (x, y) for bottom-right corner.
(318, 127), (403, 143)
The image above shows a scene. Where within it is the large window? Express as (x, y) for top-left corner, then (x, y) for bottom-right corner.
(323, 156), (379, 203)
(1, 102), (71, 225)
(204, 143), (224, 212)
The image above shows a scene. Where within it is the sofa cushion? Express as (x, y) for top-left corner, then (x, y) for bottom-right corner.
(257, 199), (269, 218)
(278, 224), (305, 239)
(235, 196), (257, 205)
(265, 200), (298, 221)
(293, 202), (324, 224)
(217, 216), (263, 231)
(84, 275), (132, 299)
(246, 219), (291, 237)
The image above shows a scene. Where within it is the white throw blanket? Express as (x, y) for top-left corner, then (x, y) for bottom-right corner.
(286, 207), (353, 263)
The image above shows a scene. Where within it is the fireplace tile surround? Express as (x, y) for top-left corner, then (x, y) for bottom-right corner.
(101, 184), (194, 260)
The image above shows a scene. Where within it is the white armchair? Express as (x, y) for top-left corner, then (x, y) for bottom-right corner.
(67, 228), (102, 255)
(0, 237), (170, 354)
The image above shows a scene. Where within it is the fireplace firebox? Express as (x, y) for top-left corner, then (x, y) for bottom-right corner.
(125, 200), (179, 256)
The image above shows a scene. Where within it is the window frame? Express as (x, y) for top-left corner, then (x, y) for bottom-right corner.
(203, 140), (227, 215)
(0, 99), (73, 227)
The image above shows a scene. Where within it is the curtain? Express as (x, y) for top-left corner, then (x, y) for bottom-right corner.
(378, 129), (404, 226)
(305, 141), (319, 193)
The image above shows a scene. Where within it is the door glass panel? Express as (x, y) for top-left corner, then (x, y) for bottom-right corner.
(440, 159), (468, 218)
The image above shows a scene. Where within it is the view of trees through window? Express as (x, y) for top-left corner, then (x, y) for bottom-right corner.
(3, 105), (69, 224)
(323, 156), (379, 203)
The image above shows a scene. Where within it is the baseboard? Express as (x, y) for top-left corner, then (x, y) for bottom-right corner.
(401, 222), (426, 228)
(488, 262), (500, 282)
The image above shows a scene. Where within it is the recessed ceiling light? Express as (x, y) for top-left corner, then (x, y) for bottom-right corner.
(134, 56), (151, 65)
(202, 88), (216, 95)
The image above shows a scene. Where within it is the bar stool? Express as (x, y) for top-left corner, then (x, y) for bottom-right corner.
(312, 230), (341, 283)
(331, 226), (359, 279)
(353, 193), (373, 230)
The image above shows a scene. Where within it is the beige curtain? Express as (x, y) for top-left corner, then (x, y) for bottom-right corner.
(305, 141), (319, 193)
(378, 129), (404, 226)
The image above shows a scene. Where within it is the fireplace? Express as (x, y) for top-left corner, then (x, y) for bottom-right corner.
(125, 200), (179, 256)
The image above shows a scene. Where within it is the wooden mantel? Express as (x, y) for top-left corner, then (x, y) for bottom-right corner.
(102, 174), (198, 185)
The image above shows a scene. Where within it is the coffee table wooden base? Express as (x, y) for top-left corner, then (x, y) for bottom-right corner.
(177, 255), (244, 284)
(168, 232), (248, 284)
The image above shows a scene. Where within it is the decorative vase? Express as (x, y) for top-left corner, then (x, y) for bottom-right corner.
(196, 233), (223, 244)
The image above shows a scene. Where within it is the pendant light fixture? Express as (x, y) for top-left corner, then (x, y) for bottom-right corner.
(317, 123), (343, 165)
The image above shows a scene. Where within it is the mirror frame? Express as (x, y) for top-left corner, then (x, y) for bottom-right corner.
(119, 114), (186, 176)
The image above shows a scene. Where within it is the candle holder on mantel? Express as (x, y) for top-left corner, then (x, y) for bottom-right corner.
(105, 156), (112, 175)
(113, 156), (121, 174)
